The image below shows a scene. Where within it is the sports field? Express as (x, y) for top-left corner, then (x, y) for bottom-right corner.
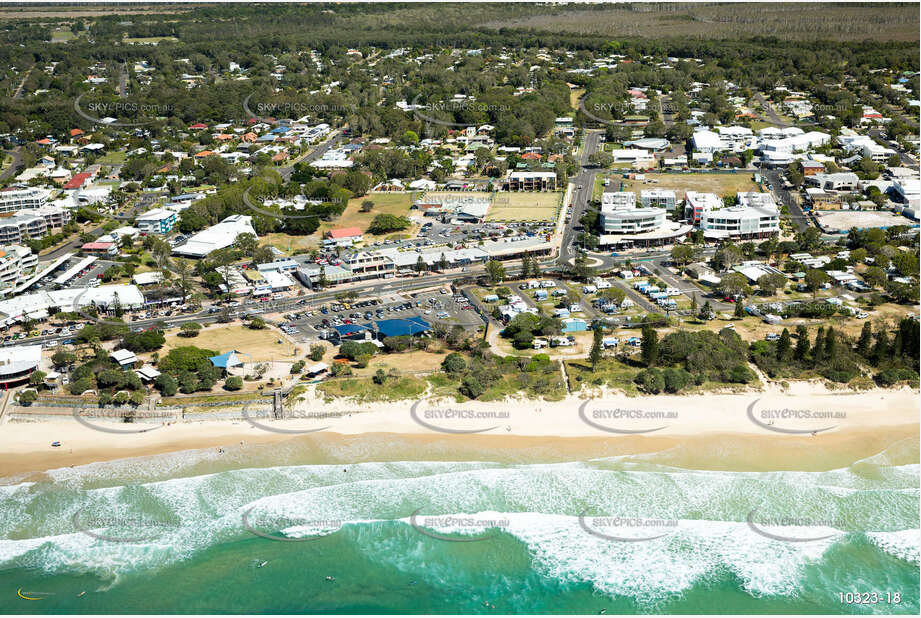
(422, 191), (493, 203)
(487, 191), (561, 222)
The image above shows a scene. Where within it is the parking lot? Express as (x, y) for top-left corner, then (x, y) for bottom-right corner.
(274, 288), (483, 342)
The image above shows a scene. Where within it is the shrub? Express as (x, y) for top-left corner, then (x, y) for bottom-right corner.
(441, 352), (467, 374)
(309, 345), (325, 361)
(155, 374), (178, 396)
(18, 389), (37, 405)
(634, 368), (664, 394)
(729, 364), (755, 383)
(69, 378), (93, 395)
(291, 360), (305, 374)
(224, 376), (243, 391)
(663, 367), (692, 393)
(179, 322), (202, 337)
(460, 376), (486, 399)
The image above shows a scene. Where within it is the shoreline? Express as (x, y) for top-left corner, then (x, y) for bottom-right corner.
(1, 389), (917, 479)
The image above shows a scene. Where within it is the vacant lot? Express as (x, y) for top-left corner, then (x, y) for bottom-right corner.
(160, 324), (298, 361)
(610, 172), (759, 200)
(260, 192), (417, 252)
(98, 151), (127, 165)
(488, 192), (560, 222)
(123, 36), (179, 45)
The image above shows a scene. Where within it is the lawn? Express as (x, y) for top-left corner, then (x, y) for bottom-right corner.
(487, 191), (561, 222)
(159, 324), (298, 361)
(50, 29), (76, 42)
(614, 172), (759, 200)
(98, 151), (127, 165)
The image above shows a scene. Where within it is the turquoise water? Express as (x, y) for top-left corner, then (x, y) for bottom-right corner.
(1, 438), (918, 614)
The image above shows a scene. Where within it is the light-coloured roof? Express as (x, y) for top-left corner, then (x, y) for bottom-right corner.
(172, 215), (257, 257)
(0, 344), (42, 377)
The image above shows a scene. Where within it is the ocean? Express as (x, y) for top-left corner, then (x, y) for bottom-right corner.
(1, 435), (918, 614)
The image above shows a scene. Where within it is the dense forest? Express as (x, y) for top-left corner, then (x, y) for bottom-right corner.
(1, 3), (917, 141)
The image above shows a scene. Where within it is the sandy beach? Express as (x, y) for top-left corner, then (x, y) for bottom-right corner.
(1, 387), (917, 478)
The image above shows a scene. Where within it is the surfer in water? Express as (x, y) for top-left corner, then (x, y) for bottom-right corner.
(325, 575), (336, 582)
(257, 561), (268, 568)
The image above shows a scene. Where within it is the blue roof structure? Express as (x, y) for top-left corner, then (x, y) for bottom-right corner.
(332, 323), (370, 337)
(373, 317), (431, 338)
(209, 350), (247, 368)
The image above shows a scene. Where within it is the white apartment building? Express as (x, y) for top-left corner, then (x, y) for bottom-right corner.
(601, 206), (666, 234)
(837, 135), (897, 163)
(0, 187), (51, 214)
(0, 245), (38, 295)
(760, 130), (831, 153)
(805, 173), (860, 192)
(699, 194), (780, 241)
(640, 189), (677, 210)
(601, 191), (637, 210)
(0, 205), (71, 245)
(684, 191), (723, 224)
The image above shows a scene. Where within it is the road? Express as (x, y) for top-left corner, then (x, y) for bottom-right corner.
(868, 128), (918, 169)
(763, 168), (809, 233)
(0, 147), (22, 181)
(558, 129), (603, 266)
(12, 68), (31, 99)
(277, 130), (342, 182)
(752, 93), (793, 128)
(118, 61), (128, 98)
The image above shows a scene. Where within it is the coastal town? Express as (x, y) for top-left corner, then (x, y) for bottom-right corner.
(1, 25), (918, 417)
(0, 3), (918, 616)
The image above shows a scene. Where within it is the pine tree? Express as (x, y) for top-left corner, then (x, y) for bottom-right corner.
(776, 328), (791, 360)
(811, 327), (825, 365)
(794, 325), (810, 361)
(589, 326), (603, 370)
(111, 291), (123, 318)
(856, 322), (873, 357)
(691, 293), (698, 312)
(641, 326), (658, 367)
(521, 253), (531, 278)
(824, 327), (837, 360)
(871, 330), (890, 366)
(734, 299), (744, 318)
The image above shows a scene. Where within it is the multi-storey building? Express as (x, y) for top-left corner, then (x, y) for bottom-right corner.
(0, 187), (51, 214)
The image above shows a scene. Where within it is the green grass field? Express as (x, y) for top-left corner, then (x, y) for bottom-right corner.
(487, 192), (561, 222)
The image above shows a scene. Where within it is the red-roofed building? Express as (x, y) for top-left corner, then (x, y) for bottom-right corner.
(70, 128), (85, 137)
(189, 123), (208, 130)
(81, 241), (117, 255)
(63, 172), (93, 190)
(36, 138), (53, 146)
(521, 152), (542, 160)
(194, 150), (215, 158)
(326, 227), (364, 246)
